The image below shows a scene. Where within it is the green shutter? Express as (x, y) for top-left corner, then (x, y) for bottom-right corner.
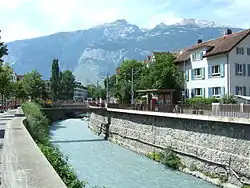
(202, 68), (205, 79)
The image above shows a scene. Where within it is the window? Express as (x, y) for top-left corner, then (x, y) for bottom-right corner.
(235, 86), (247, 96)
(213, 87), (221, 96)
(192, 51), (204, 61)
(237, 64), (242, 75)
(194, 68), (201, 77)
(247, 48), (250, 55)
(212, 65), (220, 76)
(236, 47), (244, 55)
(195, 88), (202, 96)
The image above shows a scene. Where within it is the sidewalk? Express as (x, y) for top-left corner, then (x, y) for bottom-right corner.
(0, 108), (66, 188)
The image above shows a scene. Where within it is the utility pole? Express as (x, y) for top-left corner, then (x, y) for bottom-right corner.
(106, 73), (109, 104)
(131, 68), (134, 105)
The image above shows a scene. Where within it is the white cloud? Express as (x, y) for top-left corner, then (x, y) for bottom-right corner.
(147, 13), (183, 28)
(2, 21), (44, 42)
(0, 0), (31, 9)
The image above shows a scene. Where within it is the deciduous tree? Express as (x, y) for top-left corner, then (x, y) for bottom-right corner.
(23, 70), (45, 99)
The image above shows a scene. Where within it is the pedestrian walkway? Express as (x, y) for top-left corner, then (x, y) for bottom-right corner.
(0, 108), (66, 188)
(0, 110), (16, 186)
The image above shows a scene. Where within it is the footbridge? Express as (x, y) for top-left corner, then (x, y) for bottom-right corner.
(41, 104), (106, 121)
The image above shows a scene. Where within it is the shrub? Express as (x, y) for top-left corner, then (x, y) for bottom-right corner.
(39, 143), (86, 188)
(220, 95), (238, 104)
(147, 148), (183, 170)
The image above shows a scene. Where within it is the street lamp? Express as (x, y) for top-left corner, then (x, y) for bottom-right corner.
(106, 73), (109, 104)
(131, 68), (140, 105)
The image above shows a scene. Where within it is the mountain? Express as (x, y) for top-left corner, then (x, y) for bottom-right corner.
(4, 19), (243, 84)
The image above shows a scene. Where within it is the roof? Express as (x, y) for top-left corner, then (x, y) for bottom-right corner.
(175, 29), (250, 63)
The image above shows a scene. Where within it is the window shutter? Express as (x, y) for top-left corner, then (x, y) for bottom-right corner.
(191, 89), (195, 97)
(202, 68), (205, 79)
(243, 86), (246, 96)
(235, 63), (238, 76)
(235, 86), (239, 95)
(221, 87), (225, 96)
(191, 70), (195, 80)
(220, 64), (225, 77)
(208, 88), (212, 97)
(185, 70), (189, 81)
(243, 64), (246, 76)
(192, 54), (195, 61)
(208, 65), (212, 78)
(202, 88), (205, 97)
(187, 89), (189, 98)
(248, 64), (250, 76)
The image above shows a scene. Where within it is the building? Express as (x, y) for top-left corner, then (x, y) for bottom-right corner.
(73, 82), (88, 101)
(17, 75), (24, 81)
(175, 28), (250, 98)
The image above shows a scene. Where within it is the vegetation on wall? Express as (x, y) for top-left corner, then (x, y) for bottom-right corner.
(147, 148), (183, 170)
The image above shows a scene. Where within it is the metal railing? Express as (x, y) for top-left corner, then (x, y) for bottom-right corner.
(107, 103), (250, 119)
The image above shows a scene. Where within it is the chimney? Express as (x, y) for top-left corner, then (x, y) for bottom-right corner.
(197, 39), (202, 44)
(225, 28), (232, 35)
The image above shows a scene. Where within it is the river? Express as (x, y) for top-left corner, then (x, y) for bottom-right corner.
(50, 119), (217, 188)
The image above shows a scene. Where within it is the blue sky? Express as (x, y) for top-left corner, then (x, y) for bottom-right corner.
(1, 0), (249, 42)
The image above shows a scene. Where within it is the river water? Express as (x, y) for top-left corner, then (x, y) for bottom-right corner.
(50, 119), (217, 188)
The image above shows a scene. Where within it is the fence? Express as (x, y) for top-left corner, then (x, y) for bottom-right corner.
(107, 103), (250, 119)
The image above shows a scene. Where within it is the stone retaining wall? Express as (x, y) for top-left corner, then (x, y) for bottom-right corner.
(89, 110), (250, 187)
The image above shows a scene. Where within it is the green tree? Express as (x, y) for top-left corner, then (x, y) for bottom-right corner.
(87, 84), (96, 98)
(50, 59), (60, 101)
(0, 30), (8, 65)
(140, 53), (183, 90)
(0, 65), (12, 106)
(115, 59), (143, 104)
(23, 70), (45, 99)
(10, 81), (28, 101)
(60, 70), (75, 100)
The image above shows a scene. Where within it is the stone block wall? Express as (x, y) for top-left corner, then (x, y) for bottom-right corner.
(89, 110), (250, 186)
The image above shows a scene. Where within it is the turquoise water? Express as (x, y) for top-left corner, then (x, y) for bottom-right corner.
(50, 119), (217, 188)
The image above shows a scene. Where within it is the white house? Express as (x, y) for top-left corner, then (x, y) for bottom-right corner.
(175, 28), (250, 98)
(73, 82), (88, 101)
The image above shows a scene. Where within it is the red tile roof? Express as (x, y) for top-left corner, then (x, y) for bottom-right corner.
(175, 29), (250, 63)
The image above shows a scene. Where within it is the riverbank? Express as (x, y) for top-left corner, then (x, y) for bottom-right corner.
(89, 111), (250, 188)
(21, 102), (86, 187)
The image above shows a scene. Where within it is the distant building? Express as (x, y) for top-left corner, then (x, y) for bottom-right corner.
(17, 75), (24, 81)
(73, 82), (88, 101)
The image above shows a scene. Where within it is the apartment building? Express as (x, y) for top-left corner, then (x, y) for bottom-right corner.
(175, 28), (250, 98)
(73, 82), (88, 101)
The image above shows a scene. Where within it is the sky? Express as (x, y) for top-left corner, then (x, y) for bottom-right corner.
(1, 0), (250, 42)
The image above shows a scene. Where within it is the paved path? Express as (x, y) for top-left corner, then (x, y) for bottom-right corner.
(0, 108), (66, 188)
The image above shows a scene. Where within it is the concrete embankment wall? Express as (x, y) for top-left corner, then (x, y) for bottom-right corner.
(89, 109), (250, 187)
(1, 109), (67, 188)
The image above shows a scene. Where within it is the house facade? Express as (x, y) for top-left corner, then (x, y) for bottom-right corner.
(175, 28), (250, 98)
(73, 82), (88, 101)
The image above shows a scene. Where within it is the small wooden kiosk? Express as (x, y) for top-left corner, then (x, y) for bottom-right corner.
(136, 89), (176, 112)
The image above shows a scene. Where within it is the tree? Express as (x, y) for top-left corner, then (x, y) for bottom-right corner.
(23, 70), (45, 99)
(50, 59), (60, 101)
(60, 70), (75, 100)
(0, 65), (12, 106)
(10, 81), (28, 101)
(140, 53), (183, 90)
(0, 30), (8, 65)
(115, 59), (143, 104)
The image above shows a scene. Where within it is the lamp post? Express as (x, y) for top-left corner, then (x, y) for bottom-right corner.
(131, 68), (140, 105)
(106, 73), (109, 104)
